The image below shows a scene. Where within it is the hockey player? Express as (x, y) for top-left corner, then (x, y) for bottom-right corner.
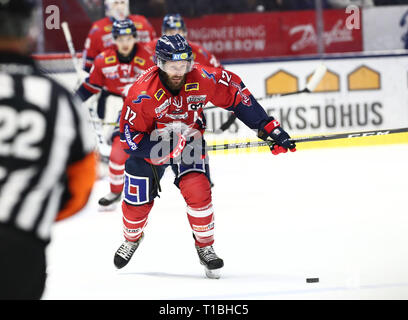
(76, 19), (154, 209)
(0, 0), (96, 299)
(145, 13), (221, 69)
(82, 0), (156, 73)
(82, 0), (156, 121)
(114, 34), (296, 279)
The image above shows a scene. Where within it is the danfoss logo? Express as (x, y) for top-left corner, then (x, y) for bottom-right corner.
(290, 20), (354, 52)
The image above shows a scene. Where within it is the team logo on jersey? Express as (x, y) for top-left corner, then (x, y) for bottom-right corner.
(132, 94), (151, 104)
(172, 97), (183, 111)
(102, 65), (119, 79)
(187, 95), (206, 111)
(185, 83), (199, 91)
(187, 95), (206, 103)
(124, 173), (149, 205)
(231, 81), (252, 106)
(89, 26), (99, 35)
(104, 25), (113, 32)
(155, 99), (171, 119)
(165, 112), (188, 120)
(201, 68), (216, 84)
(155, 88), (165, 101)
(134, 56), (146, 66)
(124, 124), (138, 151)
(105, 55), (117, 64)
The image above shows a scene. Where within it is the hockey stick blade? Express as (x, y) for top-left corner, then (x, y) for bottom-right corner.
(305, 63), (327, 92)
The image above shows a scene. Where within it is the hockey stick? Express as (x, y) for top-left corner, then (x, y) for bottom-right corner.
(204, 63), (327, 111)
(61, 22), (83, 78)
(207, 127), (408, 151)
(61, 21), (109, 159)
(281, 63), (328, 96)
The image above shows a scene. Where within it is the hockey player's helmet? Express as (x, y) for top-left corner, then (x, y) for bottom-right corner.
(155, 34), (193, 68)
(112, 19), (137, 39)
(161, 14), (187, 36)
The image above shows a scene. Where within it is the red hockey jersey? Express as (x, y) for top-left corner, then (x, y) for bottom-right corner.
(82, 45), (155, 98)
(82, 16), (156, 72)
(119, 64), (269, 159)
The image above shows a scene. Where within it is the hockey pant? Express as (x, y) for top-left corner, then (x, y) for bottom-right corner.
(121, 156), (214, 247)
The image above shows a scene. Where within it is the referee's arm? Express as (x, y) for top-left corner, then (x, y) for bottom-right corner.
(56, 93), (97, 221)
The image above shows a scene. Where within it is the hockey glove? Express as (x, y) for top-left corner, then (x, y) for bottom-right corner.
(258, 118), (296, 155)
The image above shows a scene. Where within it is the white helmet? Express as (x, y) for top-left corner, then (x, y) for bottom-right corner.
(105, 0), (129, 21)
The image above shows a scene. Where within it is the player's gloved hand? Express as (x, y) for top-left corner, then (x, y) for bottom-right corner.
(258, 117), (296, 155)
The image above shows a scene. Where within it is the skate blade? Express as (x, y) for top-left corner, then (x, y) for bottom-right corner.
(204, 267), (221, 279)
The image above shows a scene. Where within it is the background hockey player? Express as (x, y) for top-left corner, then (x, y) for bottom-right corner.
(145, 13), (222, 69)
(0, 0), (96, 299)
(83, 0), (156, 73)
(114, 34), (296, 279)
(82, 0), (156, 121)
(76, 19), (154, 209)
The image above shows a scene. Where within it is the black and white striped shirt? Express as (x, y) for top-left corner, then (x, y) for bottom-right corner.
(0, 52), (95, 242)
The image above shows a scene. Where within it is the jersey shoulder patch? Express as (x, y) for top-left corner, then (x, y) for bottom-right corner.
(105, 55), (117, 64)
(104, 24), (113, 33)
(134, 56), (146, 66)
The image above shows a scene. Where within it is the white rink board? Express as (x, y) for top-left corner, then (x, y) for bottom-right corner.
(363, 5), (408, 51)
(216, 54), (408, 136)
(43, 144), (408, 300)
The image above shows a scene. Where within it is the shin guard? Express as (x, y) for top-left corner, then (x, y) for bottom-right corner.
(109, 136), (129, 194)
(179, 173), (214, 247)
(122, 201), (153, 242)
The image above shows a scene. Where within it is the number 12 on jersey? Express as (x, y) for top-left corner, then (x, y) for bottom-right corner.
(124, 106), (137, 125)
(218, 70), (232, 87)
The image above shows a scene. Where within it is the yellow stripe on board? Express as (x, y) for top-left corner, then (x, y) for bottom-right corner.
(206, 132), (408, 155)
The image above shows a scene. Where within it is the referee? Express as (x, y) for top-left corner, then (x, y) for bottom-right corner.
(0, 0), (97, 299)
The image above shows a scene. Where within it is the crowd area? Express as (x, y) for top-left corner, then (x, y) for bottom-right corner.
(81, 0), (408, 19)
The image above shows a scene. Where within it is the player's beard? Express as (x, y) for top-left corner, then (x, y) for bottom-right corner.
(163, 72), (186, 91)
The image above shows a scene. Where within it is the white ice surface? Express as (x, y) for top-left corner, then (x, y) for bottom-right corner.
(43, 144), (408, 300)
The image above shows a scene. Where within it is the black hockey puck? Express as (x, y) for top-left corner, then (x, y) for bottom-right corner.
(306, 278), (319, 283)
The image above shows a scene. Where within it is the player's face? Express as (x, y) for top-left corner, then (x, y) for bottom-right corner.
(162, 60), (190, 90)
(164, 29), (187, 38)
(110, 0), (128, 20)
(115, 35), (135, 56)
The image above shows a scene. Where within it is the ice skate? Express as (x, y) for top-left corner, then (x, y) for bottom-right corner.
(114, 233), (144, 269)
(98, 191), (121, 210)
(195, 244), (224, 279)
